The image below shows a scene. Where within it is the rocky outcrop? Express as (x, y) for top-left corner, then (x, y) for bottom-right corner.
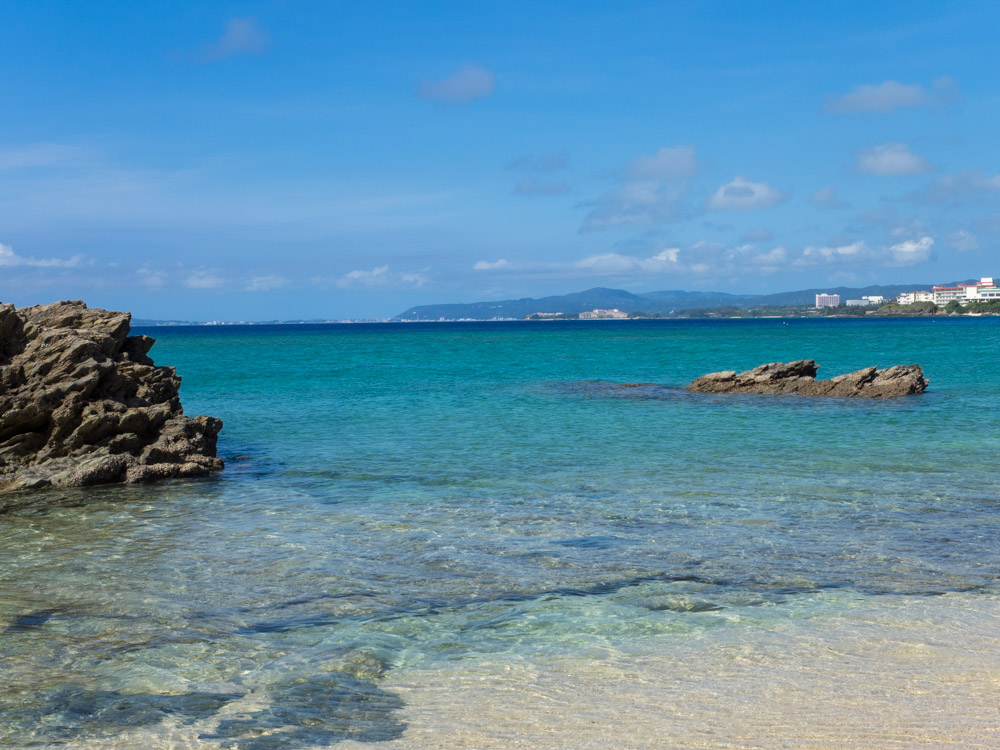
(686, 360), (928, 398)
(0, 301), (223, 493)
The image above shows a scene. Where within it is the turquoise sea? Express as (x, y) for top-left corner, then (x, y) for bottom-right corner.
(2, 318), (1000, 748)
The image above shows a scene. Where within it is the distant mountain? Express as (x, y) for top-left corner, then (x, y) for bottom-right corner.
(394, 287), (651, 320)
(394, 283), (939, 320)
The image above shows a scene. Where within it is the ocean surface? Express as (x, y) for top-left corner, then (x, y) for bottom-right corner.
(2, 318), (999, 748)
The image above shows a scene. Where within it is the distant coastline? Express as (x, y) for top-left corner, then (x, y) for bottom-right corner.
(132, 310), (1000, 326)
(391, 281), (991, 322)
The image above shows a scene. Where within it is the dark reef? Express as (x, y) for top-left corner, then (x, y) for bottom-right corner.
(686, 359), (928, 398)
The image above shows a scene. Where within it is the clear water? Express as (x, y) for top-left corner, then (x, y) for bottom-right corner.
(2, 318), (999, 747)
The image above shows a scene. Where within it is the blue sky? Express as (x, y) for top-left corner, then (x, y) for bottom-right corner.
(2, 0), (999, 319)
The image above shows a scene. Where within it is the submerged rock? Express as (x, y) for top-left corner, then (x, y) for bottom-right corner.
(686, 360), (928, 399)
(0, 300), (223, 493)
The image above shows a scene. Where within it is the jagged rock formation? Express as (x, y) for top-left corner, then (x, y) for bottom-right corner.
(0, 301), (223, 493)
(686, 360), (928, 398)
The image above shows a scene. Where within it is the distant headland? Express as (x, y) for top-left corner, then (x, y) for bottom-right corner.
(393, 279), (999, 321)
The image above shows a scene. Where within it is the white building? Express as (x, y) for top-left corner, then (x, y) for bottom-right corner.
(964, 277), (1000, 302)
(932, 284), (971, 305)
(579, 308), (629, 319)
(846, 295), (885, 307)
(897, 291), (933, 305)
(815, 293), (840, 308)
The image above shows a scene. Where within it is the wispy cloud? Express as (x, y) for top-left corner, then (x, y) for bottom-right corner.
(0, 242), (83, 268)
(473, 259), (510, 271)
(244, 275), (289, 292)
(200, 17), (270, 62)
(625, 145), (698, 180)
(418, 65), (496, 102)
(0, 143), (88, 170)
(468, 240), (794, 281)
(907, 169), (1000, 203)
(493, 232), (937, 281)
(570, 242), (789, 277)
(856, 143), (932, 176)
(825, 76), (958, 113)
(576, 145), (698, 230)
(136, 266), (168, 288)
(581, 181), (687, 231)
(948, 230), (978, 252)
(334, 265), (429, 289)
(742, 227), (774, 242)
(185, 269), (226, 289)
(706, 177), (785, 211)
(809, 186), (851, 209)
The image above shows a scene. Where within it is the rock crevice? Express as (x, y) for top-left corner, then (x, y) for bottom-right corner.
(686, 360), (928, 398)
(0, 301), (223, 493)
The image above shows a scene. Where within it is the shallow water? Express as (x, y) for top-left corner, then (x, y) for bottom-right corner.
(1, 318), (998, 747)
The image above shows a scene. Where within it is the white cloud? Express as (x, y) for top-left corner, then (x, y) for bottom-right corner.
(0, 242), (83, 268)
(470, 240), (837, 282)
(796, 241), (869, 266)
(513, 178), (571, 195)
(573, 241), (791, 277)
(889, 237), (934, 266)
(750, 246), (787, 267)
(467, 230), (940, 283)
(581, 181), (687, 230)
(809, 186), (851, 209)
(626, 145), (698, 180)
(473, 259), (510, 271)
(826, 77), (957, 114)
(650, 248), (679, 264)
(185, 270), (226, 289)
(418, 65), (496, 102)
(335, 265), (428, 289)
(948, 230), (978, 252)
(796, 236), (933, 268)
(856, 142), (932, 176)
(706, 177), (785, 211)
(201, 17), (270, 61)
(575, 253), (646, 274)
(244, 275), (289, 292)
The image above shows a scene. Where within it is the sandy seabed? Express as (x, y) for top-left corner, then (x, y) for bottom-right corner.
(346, 593), (1000, 750)
(51, 593), (1000, 749)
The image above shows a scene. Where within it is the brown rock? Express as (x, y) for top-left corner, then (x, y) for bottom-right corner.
(0, 300), (223, 493)
(686, 359), (928, 398)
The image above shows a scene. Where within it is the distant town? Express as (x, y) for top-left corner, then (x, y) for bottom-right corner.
(814, 277), (1000, 309)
